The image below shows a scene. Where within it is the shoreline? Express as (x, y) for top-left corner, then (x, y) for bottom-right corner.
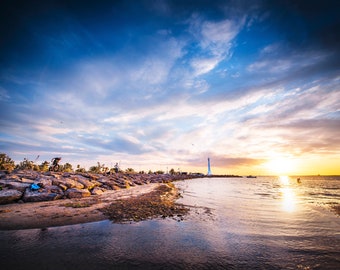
(0, 170), (199, 230)
(0, 183), (178, 230)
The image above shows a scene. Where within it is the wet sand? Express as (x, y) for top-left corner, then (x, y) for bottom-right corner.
(0, 183), (165, 230)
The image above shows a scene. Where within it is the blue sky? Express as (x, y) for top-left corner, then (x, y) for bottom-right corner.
(1, 0), (339, 175)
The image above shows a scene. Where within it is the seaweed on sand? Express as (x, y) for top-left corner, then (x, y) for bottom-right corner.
(100, 184), (189, 223)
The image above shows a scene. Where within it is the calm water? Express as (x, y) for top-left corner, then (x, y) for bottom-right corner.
(1, 176), (339, 269)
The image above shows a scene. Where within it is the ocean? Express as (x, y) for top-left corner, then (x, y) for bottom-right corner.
(0, 176), (339, 269)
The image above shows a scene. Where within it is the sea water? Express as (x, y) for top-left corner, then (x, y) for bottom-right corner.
(0, 176), (339, 269)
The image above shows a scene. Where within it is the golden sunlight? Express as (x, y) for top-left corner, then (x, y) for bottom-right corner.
(264, 158), (298, 175)
(278, 176), (297, 212)
(279, 175), (290, 186)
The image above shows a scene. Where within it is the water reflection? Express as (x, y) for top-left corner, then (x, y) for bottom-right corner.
(281, 187), (296, 212)
(279, 176), (296, 212)
(1, 176), (339, 270)
(279, 175), (290, 186)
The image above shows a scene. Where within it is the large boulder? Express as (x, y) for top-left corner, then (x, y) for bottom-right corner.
(20, 178), (35, 184)
(0, 189), (23, 204)
(70, 175), (100, 189)
(87, 174), (100, 181)
(5, 182), (31, 192)
(65, 188), (91, 199)
(44, 185), (64, 197)
(22, 188), (63, 202)
(91, 187), (105, 195)
(97, 177), (119, 190)
(45, 172), (62, 179)
(131, 175), (144, 185)
(0, 171), (9, 179)
(113, 180), (127, 189)
(3, 175), (21, 181)
(52, 178), (84, 189)
(16, 170), (39, 180)
(36, 177), (53, 187)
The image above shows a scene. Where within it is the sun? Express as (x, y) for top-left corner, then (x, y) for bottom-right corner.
(264, 158), (297, 175)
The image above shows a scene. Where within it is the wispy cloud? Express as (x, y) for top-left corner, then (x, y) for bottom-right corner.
(187, 14), (244, 76)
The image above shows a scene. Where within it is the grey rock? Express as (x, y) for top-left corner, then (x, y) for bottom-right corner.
(5, 182), (31, 193)
(20, 178), (35, 183)
(70, 175), (98, 189)
(0, 171), (8, 178)
(22, 188), (61, 202)
(52, 178), (84, 189)
(44, 185), (64, 196)
(0, 189), (23, 204)
(36, 177), (53, 187)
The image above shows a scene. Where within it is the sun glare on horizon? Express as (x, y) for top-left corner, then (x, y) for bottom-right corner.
(279, 175), (290, 185)
(264, 158), (298, 175)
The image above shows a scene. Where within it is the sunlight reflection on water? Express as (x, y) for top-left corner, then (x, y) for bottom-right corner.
(281, 186), (296, 212)
(278, 176), (297, 213)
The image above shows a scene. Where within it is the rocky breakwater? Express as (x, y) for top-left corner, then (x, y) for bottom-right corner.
(0, 170), (197, 205)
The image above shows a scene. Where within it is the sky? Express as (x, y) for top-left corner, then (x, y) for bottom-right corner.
(0, 0), (339, 175)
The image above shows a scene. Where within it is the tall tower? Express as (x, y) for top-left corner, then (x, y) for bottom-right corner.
(207, 157), (212, 176)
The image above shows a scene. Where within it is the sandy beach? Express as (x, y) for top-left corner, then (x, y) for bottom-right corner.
(0, 183), (162, 230)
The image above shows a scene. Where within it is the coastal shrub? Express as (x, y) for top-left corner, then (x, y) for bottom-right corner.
(89, 166), (100, 173)
(39, 161), (50, 172)
(0, 153), (15, 172)
(169, 168), (176, 175)
(17, 158), (36, 170)
(125, 168), (136, 174)
(62, 162), (73, 173)
(89, 162), (107, 174)
(75, 165), (86, 173)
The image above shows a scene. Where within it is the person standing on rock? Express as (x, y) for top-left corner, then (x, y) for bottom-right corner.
(114, 163), (119, 173)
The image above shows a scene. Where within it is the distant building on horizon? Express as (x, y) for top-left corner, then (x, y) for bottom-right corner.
(207, 157), (212, 176)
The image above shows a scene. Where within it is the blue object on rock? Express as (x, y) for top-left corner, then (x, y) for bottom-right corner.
(30, 183), (41, 191)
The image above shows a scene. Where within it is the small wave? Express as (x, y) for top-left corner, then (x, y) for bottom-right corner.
(254, 192), (271, 197)
(309, 192), (340, 198)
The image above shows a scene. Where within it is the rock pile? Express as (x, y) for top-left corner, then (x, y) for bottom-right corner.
(0, 170), (198, 205)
